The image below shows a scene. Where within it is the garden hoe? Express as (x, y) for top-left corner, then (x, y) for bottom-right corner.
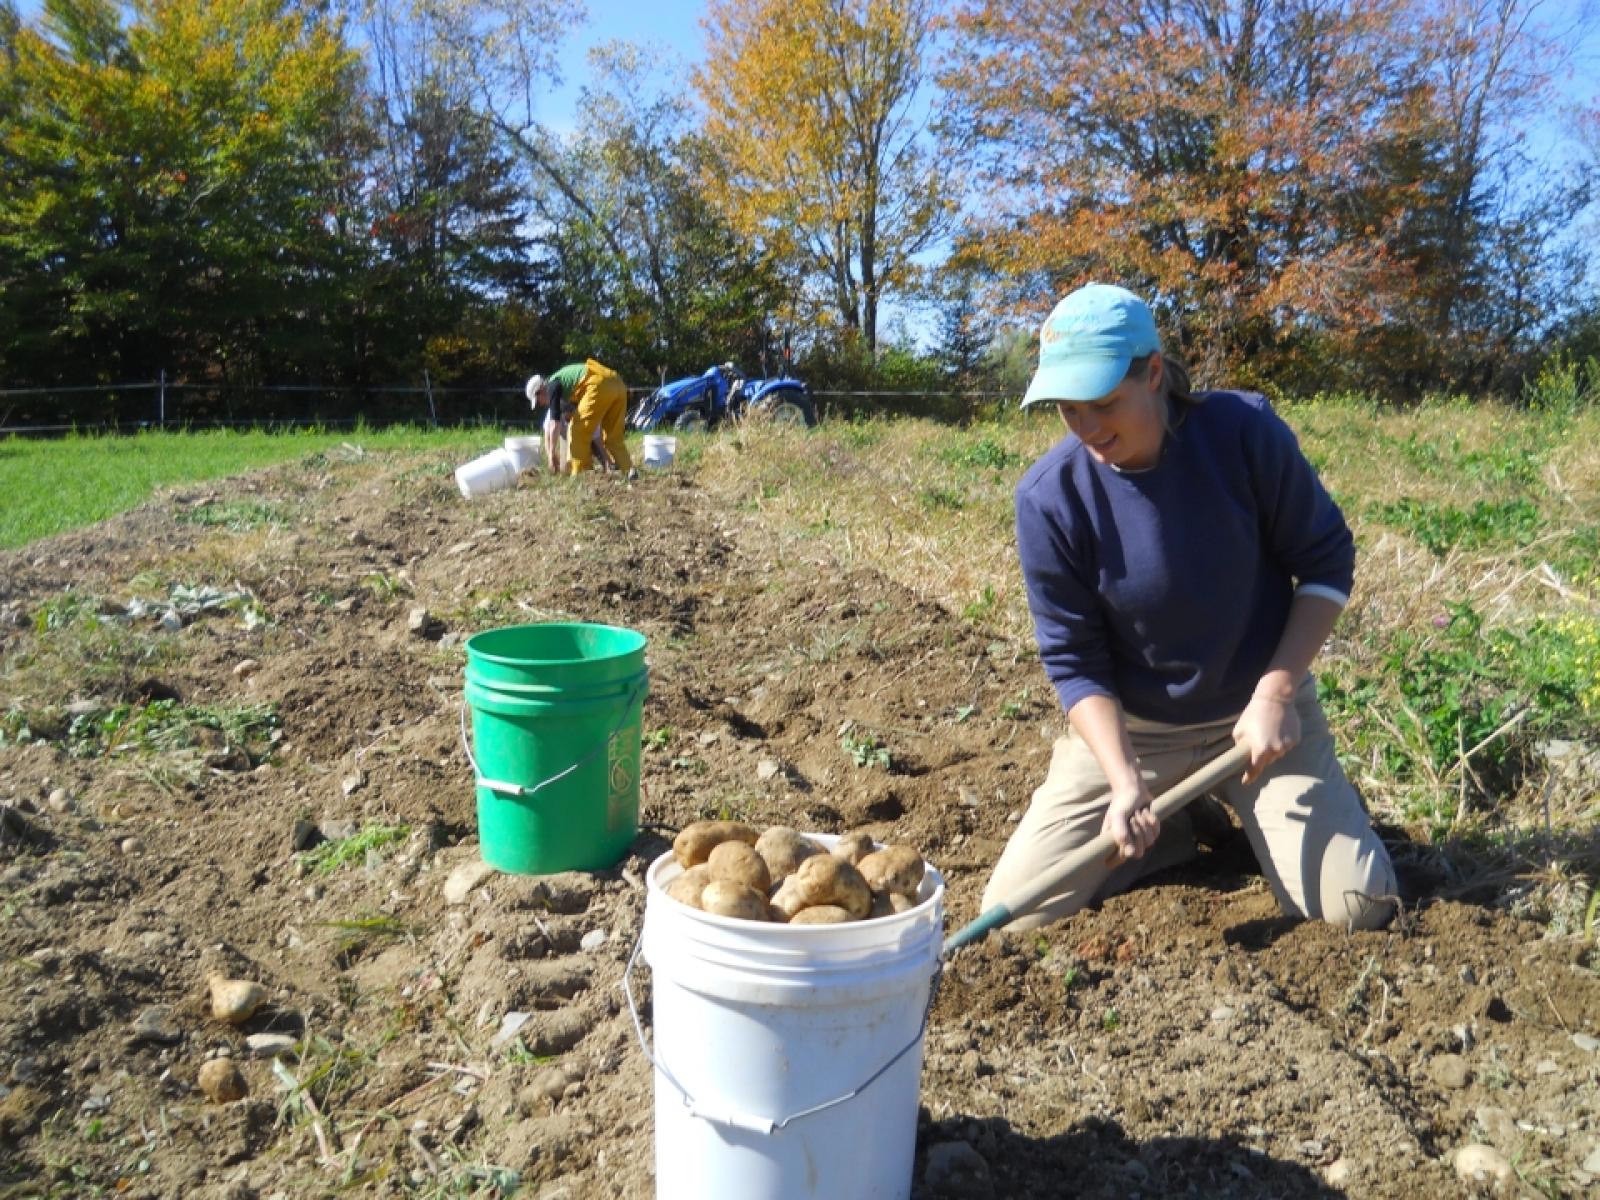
(943, 742), (1252, 956)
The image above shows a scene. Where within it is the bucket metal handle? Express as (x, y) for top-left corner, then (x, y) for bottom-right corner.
(458, 673), (648, 800)
(622, 933), (942, 1136)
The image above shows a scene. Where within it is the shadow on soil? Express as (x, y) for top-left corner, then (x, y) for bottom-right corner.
(914, 1114), (1346, 1198)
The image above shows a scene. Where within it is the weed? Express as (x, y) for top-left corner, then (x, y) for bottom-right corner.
(962, 584), (997, 624)
(174, 499), (289, 532)
(319, 912), (414, 959)
(918, 485), (966, 512)
(501, 1038), (554, 1067)
(644, 726), (674, 751)
(839, 723), (892, 770)
(363, 571), (410, 602)
(63, 700), (279, 761)
(1062, 965), (1082, 992)
(1100, 1008), (1120, 1032)
(999, 690), (1031, 720)
(953, 704), (977, 723)
(300, 825), (411, 876)
(31, 591), (103, 633)
(940, 436), (1023, 473)
(1367, 497), (1542, 556)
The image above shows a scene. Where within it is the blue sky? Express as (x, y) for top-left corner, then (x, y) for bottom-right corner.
(542, 0), (707, 133)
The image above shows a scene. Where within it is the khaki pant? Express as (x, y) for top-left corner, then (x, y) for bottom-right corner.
(567, 360), (632, 475)
(981, 675), (1396, 931)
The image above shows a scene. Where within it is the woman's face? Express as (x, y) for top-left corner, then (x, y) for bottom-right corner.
(1056, 356), (1167, 470)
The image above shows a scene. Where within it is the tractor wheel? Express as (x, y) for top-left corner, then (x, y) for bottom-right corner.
(673, 410), (709, 433)
(767, 394), (817, 428)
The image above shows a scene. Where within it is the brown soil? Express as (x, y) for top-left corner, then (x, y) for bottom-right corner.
(1, 447), (1597, 1199)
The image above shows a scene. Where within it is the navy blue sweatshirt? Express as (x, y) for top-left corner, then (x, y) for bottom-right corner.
(1015, 390), (1354, 725)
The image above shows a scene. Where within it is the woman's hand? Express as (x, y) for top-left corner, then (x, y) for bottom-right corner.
(1232, 691), (1301, 785)
(1102, 776), (1159, 860)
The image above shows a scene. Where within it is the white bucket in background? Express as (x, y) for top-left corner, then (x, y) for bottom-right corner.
(633, 835), (945, 1200)
(455, 448), (518, 499)
(503, 435), (542, 474)
(642, 434), (677, 469)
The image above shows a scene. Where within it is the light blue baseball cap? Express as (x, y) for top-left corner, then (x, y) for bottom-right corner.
(1022, 283), (1162, 407)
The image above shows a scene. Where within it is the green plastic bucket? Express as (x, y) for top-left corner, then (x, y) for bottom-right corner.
(463, 622), (648, 874)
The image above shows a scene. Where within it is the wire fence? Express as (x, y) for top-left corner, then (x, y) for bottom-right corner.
(0, 376), (1020, 434)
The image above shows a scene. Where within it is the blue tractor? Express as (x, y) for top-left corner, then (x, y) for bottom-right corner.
(629, 362), (816, 433)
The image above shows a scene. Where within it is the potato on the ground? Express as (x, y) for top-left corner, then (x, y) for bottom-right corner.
(790, 905), (856, 925)
(707, 841), (771, 894)
(699, 879), (770, 922)
(793, 854), (872, 918)
(859, 845), (924, 898)
(665, 864), (712, 910)
(831, 831), (876, 865)
(673, 820), (759, 869)
(755, 826), (822, 881)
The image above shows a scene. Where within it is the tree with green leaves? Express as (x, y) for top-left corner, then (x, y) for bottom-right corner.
(0, 0), (363, 397)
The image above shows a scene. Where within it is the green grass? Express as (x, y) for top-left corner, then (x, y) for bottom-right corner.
(0, 425), (541, 550)
(300, 824), (411, 875)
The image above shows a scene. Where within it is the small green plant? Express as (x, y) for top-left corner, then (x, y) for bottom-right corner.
(319, 912), (414, 958)
(501, 1038), (555, 1067)
(1366, 497), (1542, 556)
(940, 436), (1023, 473)
(644, 726), (674, 751)
(1062, 964), (1082, 992)
(839, 723), (891, 770)
(174, 499), (289, 532)
(961, 584), (997, 624)
(31, 591), (103, 633)
(301, 825), (411, 876)
(999, 690), (1031, 720)
(363, 571), (410, 602)
(1100, 1007), (1120, 1032)
(918, 485), (966, 513)
(64, 699), (279, 760)
(953, 704), (977, 723)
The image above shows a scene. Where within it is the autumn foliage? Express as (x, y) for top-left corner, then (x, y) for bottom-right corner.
(940, 0), (1584, 395)
(700, 0), (955, 353)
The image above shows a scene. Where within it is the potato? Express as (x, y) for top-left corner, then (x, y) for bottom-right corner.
(790, 905), (857, 925)
(665, 864), (712, 910)
(673, 820), (759, 869)
(707, 841), (771, 894)
(793, 854), (872, 919)
(831, 830), (876, 865)
(755, 826), (822, 881)
(699, 880), (770, 922)
(208, 976), (268, 1026)
(858, 845), (924, 898)
(769, 875), (808, 921)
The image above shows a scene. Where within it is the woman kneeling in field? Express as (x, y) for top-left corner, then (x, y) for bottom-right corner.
(984, 283), (1396, 931)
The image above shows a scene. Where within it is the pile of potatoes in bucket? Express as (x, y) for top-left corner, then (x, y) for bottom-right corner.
(667, 821), (925, 924)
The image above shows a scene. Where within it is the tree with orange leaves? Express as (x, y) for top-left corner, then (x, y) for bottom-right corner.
(701, 0), (955, 354)
(940, 0), (1464, 392)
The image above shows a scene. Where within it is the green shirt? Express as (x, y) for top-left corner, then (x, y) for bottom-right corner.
(545, 363), (587, 422)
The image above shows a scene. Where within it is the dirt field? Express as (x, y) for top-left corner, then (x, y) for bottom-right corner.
(1, 444), (1597, 1199)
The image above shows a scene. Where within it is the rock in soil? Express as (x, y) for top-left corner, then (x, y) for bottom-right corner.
(198, 1057), (249, 1104)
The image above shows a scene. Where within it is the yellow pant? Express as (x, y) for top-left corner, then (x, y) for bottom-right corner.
(566, 360), (632, 475)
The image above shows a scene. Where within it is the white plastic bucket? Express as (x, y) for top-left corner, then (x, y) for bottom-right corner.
(630, 836), (944, 1200)
(642, 434), (676, 469)
(454, 448), (518, 499)
(503, 435), (542, 474)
